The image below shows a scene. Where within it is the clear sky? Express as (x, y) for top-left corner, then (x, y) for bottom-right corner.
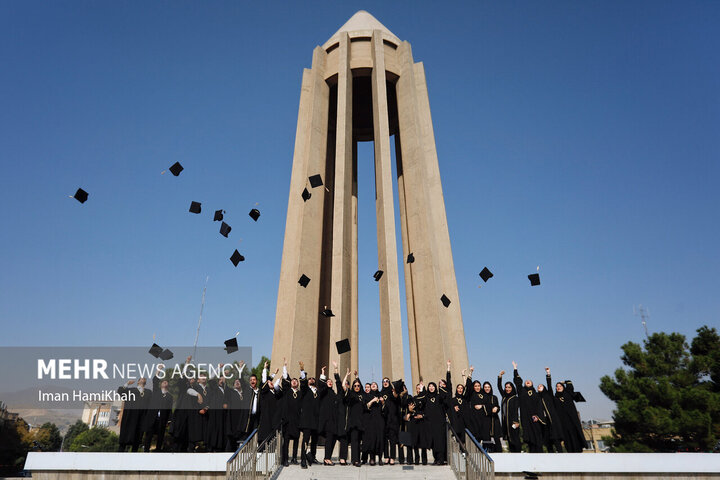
(1, 1), (718, 420)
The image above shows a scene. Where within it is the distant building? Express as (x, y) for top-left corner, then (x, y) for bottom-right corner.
(81, 401), (121, 432)
(583, 419), (614, 452)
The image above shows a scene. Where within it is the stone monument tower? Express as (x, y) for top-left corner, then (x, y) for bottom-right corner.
(271, 11), (468, 386)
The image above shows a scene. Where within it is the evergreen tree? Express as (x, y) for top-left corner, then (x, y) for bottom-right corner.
(600, 326), (720, 452)
(69, 427), (119, 452)
(62, 419), (89, 451)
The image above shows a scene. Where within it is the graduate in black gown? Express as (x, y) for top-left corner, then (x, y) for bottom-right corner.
(332, 364), (351, 465)
(362, 381), (385, 465)
(480, 381), (502, 452)
(344, 376), (366, 467)
(170, 356), (196, 452)
(298, 362), (320, 468)
(497, 370), (521, 452)
(316, 366), (338, 465)
(409, 383), (429, 465)
(257, 364), (282, 446)
(380, 377), (400, 465)
(550, 368), (587, 452)
(446, 370), (470, 445)
(281, 361), (303, 466)
(141, 366), (173, 452)
(187, 372), (211, 451)
(118, 377), (151, 452)
(424, 381), (447, 465)
(512, 361), (546, 453)
(225, 377), (248, 452)
(397, 383), (412, 464)
(206, 369), (227, 452)
(537, 367), (564, 452)
(465, 369), (489, 444)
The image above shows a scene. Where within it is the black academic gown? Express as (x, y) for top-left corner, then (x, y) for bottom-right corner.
(446, 392), (470, 444)
(258, 381), (282, 443)
(497, 376), (520, 452)
(407, 394), (430, 449)
(480, 384), (502, 452)
(206, 382), (227, 451)
(225, 387), (248, 440)
(333, 373), (349, 437)
(188, 382), (210, 445)
(362, 391), (385, 455)
(513, 369), (546, 452)
(118, 384), (151, 447)
(538, 374), (564, 451)
(466, 378), (489, 441)
(423, 389), (446, 453)
(380, 386), (400, 444)
(553, 378), (587, 452)
(170, 378), (194, 447)
(281, 379), (303, 439)
(298, 378), (320, 432)
(317, 379), (337, 436)
(141, 376), (173, 449)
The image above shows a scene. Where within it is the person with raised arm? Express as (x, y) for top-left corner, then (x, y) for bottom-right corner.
(537, 366), (564, 452)
(512, 361), (546, 453)
(117, 376), (150, 452)
(281, 358), (303, 466)
(465, 365), (489, 445)
(446, 367), (470, 445)
(344, 370), (366, 467)
(480, 379), (502, 452)
(380, 376), (400, 465)
(297, 361), (321, 467)
(497, 369), (520, 452)
(258, 361), (282, 445)
(332, 362), (351, 465)
(141, 363), (173, 452)
(550, 367), (587, 452)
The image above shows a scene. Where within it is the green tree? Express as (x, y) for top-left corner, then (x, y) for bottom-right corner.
(32, 422), (62, 451)
(0, 418), (30, 476)
(600, 326), (720, 452)
(251, 356), (271, 381)
(62, 419), (89, 451)
(69, 427), (119, 452)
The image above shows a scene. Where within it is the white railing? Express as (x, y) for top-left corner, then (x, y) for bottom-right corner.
(447, 425), (494, 480)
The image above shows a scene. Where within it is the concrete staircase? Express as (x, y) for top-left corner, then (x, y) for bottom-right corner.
(275, 463), (457, 480)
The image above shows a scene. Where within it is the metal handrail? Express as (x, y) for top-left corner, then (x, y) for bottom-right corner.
(256, 429), (282, 479)
(447, 425), (494, 480)
(227, 429), (258, 480)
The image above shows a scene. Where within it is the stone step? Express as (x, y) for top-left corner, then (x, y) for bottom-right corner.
(275, 463), (457, 480)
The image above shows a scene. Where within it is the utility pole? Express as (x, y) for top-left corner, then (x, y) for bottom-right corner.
(633, 305), (650, 338)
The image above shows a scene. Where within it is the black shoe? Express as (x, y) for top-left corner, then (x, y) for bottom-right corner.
(283, 461), (289, 467)
(369, 459), (376, 466)
(301, 462), (308, 469)
(353, 461), (361, 467)
(290, 459), (298, 465)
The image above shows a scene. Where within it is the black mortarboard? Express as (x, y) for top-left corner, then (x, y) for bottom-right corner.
(522, 472), (541, 480)
(335, 338), (350, 354)
(224, 338), (239, 354)
(392, 379), (405, 392)
(573, 391), (586, 402)
(308, 174), (323, 188)
(230, 250), (244, 266)
(298, 274), (310, 288)
(169, 162), (183, 176)
(73, 188), (89, 204)
(148, 343), (163, 358)
(159, 348), (174, 361)
(249, 208), (260, 222)
(301, 188), (311, 202)
(373, 270), (384, 281)
(189, 201), (201, 214)
(321, 309), (335, 318)
(479, 267), (493, 282)
(440, 294), (451, 308)
(528, 273), (541, 286)
(407, 253), (415, 264)
(214, 210), (224, 221)
(220, 222), (231, 238)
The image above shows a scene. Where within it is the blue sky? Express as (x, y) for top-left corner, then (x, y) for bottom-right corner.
(1, 1), (718, 420)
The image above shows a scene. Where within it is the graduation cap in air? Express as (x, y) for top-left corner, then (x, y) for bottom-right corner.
(335, 338), (350, 354)
(73, 188), (89, 204)
(321, 308), (335, 318)
(230, 250), (244, 266)
(573, 391), (586, 403)
(406, 253), (415, 264)
(159, 348), (174, 361)
(224, 337), (239, 354)
(298, 274), (310, 288)
(168, 162), (184, 176)
(148, 343), (163, 358)
(189, 201), (202, 214)
(301, 188), (311, 202)
(308, 174), (323, 188)
(441, 294), (451, 308)
(392, 379), (405, 392)
(528, 273), (541, 286)
(373, 270), (384, 281)
(249, 208), (260, 222)
(479, 267), (493, 282)
(220, 222), (231, 237)
(214, 210), (224, 221)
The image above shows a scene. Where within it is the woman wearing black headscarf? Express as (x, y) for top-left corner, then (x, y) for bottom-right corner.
(406, 387), (429, 465)
(465, 368), (489, 444)
(512, 361), (546, 453)
(380, 377), (400, 465)
(362, 381), (385, 465)
(424, 381), (447, 465)
(497, 370), (520, 452)
(344, 375), (366, 467)
(550, 368), (587, 453)
(537, 367), (564, 452)
(332, 363), (351, 465)
(480, 381), (502, 452)
(446, 369), (471, 445)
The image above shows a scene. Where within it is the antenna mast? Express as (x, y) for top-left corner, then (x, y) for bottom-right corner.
(633, 304), (650, 338)
(193, 276), (209, 361)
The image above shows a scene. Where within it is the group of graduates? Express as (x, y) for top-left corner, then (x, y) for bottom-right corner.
(116, 357), (587, 462)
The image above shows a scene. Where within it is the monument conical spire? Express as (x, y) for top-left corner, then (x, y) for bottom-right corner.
(324, 10), (400, 47)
